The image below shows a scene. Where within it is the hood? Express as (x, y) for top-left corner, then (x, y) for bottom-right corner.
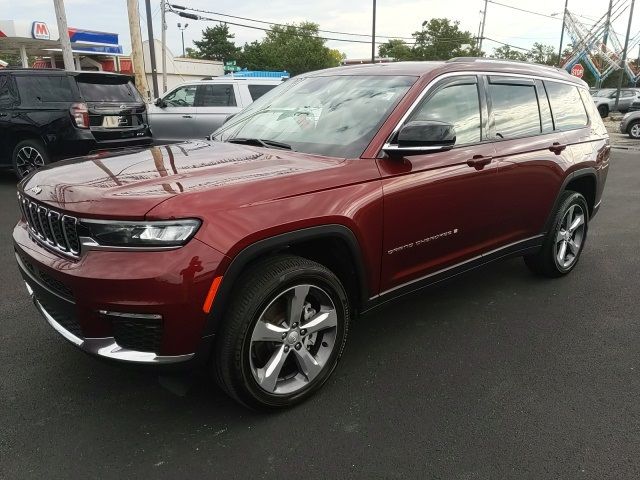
(21, 141), (345, 218)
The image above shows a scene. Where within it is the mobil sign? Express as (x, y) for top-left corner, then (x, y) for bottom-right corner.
(31, 21), (50, 40)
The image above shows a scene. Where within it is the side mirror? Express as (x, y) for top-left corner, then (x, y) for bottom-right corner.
(384, 120), (456, 157)
(154, 98), (167, 108)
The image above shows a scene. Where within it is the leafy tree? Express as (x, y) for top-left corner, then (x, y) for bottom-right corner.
(527, 42), (558, 66)
(378, 39), (414, 60)
(239, 41), (266, 71)
(491, 45), (527, 61)
(412, 19), (481, 60)
(188, 24), (241, 63)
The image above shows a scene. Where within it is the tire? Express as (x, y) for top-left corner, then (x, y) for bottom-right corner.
(12, 139), (49, 180)
(628, 121), (640, 139)
(524, 191), (589, 278)
(597, 104), (609, 118)
(213, 254), (350, 410)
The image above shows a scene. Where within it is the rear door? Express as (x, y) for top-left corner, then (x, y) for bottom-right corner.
(147, 84), (198, 142)
(194, 83), (241, 138)
(488, 76), (569, 241)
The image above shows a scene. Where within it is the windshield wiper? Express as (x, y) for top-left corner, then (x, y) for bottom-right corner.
(227, 138), (293, 151)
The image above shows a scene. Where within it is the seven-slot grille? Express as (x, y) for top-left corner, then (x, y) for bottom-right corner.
(17, 192), (81, 257)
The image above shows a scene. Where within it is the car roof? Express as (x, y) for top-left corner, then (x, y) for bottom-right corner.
(305, 58), (586, 86)
(4, 68), (133, 80)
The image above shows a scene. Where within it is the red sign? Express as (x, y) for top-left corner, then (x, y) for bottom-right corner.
(31, 21), (50, 40)
(571, 64), (584, 78)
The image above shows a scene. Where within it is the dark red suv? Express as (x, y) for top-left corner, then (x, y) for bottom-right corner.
(13, 59), (610, 409)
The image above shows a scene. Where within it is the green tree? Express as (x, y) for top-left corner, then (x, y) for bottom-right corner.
(491, 45), (527, 61)
(526, 42), (558, 66)
(378, 39), (414, 60)
(188, 24), (241, 63)
(412, 18), (481, 60)
(241, 22), (342, 76)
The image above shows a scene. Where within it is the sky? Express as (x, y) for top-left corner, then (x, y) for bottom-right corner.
(2, 0), (640, 60)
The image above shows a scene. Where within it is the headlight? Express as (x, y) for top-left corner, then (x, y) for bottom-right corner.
(80, 219), (201, 247)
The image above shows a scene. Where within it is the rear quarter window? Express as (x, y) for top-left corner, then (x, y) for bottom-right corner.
(544, 81), (588, 131)
(248, 84), (277, 101)
(16, 75), (74, 104)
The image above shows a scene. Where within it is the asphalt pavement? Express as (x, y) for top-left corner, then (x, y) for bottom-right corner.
(1, 151), (639, 479)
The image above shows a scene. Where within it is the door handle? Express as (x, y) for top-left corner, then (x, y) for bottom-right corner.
(466, 155), (493, 170)
(182, 115), (193, 118)
(549, 142), (567, 155)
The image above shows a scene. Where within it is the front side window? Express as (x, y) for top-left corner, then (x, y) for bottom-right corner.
(164, 85), (197, 107)
(545, 81), (588, 131)
(489, 82), (541, 139)
(409, 81), (481, 145)
(214, 75), (416, 158)
(196, 84), (237, 107)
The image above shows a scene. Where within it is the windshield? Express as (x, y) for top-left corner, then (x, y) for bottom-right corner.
(213, 75), (416, 158)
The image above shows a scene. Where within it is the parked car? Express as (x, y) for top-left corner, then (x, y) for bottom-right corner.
(147, 77), (282, 143)
(629, 100), (640, 112)
(14, 59), (609, 410)
(620, 110), (640, 138)
(0, 69), (152, 179)
(591, 88), (640, 117)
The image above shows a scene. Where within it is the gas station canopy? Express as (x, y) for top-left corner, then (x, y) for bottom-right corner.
(0, 19), (125, 68)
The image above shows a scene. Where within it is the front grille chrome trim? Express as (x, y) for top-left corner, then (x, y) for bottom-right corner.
(17, 192), (81, 259)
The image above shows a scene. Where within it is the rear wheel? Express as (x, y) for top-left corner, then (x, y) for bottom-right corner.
(213, 255), (350, 410)
(628, 121), (640, 139)
(524, 191), (589, 278)
(597, 104), (609, 118)
(12, 139), (49, 179)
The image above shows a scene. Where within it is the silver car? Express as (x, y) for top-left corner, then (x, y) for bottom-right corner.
(592, 88), (640, 118)
(147, 78), (283, 143)
(620, 110), (640, 139)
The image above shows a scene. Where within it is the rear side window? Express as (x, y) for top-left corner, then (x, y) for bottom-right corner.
(16, 75), (74, 103)
(0, 75), (15, 107)
(410, 81), (481, 145)
(248, 84), (277, 101)
(545, 81), (588, 131)
(489, 82), (541, 138)
(196, 84), (237, 107)
(77, 79), (142, 103)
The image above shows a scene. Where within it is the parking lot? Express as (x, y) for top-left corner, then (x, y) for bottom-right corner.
(0, 149), (638, 478)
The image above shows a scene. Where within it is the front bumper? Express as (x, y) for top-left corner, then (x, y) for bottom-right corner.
(14, 220), (227, 364)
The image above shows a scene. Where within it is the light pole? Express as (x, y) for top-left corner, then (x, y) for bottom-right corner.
(614, 0), (635, 110)
(177, 23), (189, 57)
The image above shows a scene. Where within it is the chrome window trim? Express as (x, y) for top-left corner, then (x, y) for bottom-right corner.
(382, 70), (588, 150)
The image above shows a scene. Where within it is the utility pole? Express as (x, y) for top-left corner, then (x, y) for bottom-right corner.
(602, 0), (613, 48)
(371, 0), (376, 63)
(52, 0), (75, 71)
(614, 0), (635, 111)
(478, 0), (488, 53)
(557, 0), (568, 67)
(161, 0), (167, 93)
(127, 0), (150, 100)
(144, 0), (159, 99)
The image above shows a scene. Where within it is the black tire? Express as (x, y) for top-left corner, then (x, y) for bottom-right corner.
(213, 254), (350, 410)
(597, 104), (609, 118)
(627, 120), (640, 139)
(12, 139), (49, 180)
(524, 191), (589, 278)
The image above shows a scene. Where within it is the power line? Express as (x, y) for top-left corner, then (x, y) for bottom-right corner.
(169, 4), (415, 41)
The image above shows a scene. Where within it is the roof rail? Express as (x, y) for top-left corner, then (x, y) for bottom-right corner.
(446, 57), (567, 74)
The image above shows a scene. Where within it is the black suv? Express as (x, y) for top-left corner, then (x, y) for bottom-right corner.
(0, 69), (153, 178)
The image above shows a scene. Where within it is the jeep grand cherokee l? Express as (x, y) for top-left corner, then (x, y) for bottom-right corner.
(14, 59), (610, 410)
(0, 69), (153, 179)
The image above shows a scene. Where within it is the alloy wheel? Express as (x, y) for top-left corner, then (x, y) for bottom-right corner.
(249, 284), (338, 395)
(15, 146), (45, 178)
(630, 123), (640, 139)
(554, 204), (586, 269)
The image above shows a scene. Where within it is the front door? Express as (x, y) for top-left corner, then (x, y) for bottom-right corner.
(378, 75), (505, 292)
(148, 84), (198, 142)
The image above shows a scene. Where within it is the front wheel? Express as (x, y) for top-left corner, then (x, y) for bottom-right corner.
(628, 121), (640, 139)
(213, 255), (350, 410)
(524, 191), (589, 278)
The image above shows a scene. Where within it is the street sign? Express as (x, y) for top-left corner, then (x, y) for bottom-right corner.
(225, 60), (237, 66)
(225, 65), (241, 72)
(571, 64), (584, 78)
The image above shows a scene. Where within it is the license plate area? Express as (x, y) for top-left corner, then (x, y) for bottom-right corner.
(102, 115), (131, 128)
